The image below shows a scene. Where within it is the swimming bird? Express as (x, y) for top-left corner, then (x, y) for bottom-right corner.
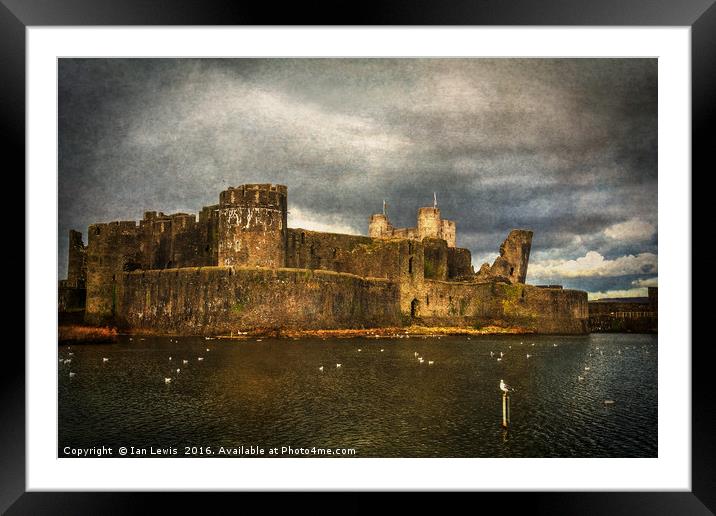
(257, 339), (263, 342)
(69, 372), (76, 378)
(198, 357), (204, 361)
(358, 349), (362, 352)
(319, 366), (324, 372)
(164, 377), (171, 384)
(68, 352), (74, 356)
(102, 357), (109, 363)
(553, 343), (558, 347)
(380, 349), (384, 352)
(604, 400), (615, 405)
(531, 343), (535, 346)
(499, 379), (510, 393)
(336, 363), (342, 368)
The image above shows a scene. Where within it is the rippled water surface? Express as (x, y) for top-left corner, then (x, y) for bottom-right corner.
(59, 333), (657, 457)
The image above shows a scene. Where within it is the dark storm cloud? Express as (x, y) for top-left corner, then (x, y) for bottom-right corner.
(58, 58), (657, 297)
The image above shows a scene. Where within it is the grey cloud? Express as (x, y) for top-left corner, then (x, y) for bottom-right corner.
(58, 58), (657, 295)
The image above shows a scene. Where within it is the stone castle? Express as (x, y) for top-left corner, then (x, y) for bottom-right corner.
(60, 184), (589, 334)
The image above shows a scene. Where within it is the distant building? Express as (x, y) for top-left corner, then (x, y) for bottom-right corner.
(588, 288), (658, 333)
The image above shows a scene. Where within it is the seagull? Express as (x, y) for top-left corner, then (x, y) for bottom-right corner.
(257, 339), (263, 342)
(497, 358), (502, 362)
(526, 354), (531, 359)
(500, 351), (504, 358)
(68, 352), (74, 357)
(64, 359), (71, 364)
(206, 348), (210, 352)
(414, 352), (419, 357)
(319, 366), (324, 372)
(418, 358), (424, 363)
(69, 372), (76, 378)
(358, 349), (362, 352)
(531, 343), (535, 346)
(59, 359), (63, 363)
(499, 379), (510, 393)
(102, 357), (109, 363)
(490, 351), (494, 357)
(176, 368), (180, 373)
(380, 349), (384, 352)
(336, 363), (342, 368)
(198, 357), (204, 361)
(553, 343), (558, 347)
(578, 375), (584, 381)
(428, 361), (434, 365)
(182, 360), (189, 365)
(164, 377), (171, 384)
(169, 356), (172, 361)
(584, 366), (590, 371)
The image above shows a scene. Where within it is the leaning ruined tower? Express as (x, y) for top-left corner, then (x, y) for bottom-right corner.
(217, 184), (288, 268)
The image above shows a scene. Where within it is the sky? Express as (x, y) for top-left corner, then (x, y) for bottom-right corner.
(58, 58), (657, 299)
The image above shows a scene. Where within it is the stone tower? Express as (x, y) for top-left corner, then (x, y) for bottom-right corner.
(217, 184), (288, 268)
(417, 207), (443, 241)
(369, 213), (391, 238)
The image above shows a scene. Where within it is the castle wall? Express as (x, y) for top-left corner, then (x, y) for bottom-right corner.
(447, 247), (473, 279)
(217, 184), (287, 268)
(422, 238), (448, 281)
(407, 281), (589, 334)
(115, 266), (401, 334)
(286, 229), (373, 273)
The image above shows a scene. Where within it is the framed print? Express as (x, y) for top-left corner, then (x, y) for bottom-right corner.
(3, 0), (710, 512)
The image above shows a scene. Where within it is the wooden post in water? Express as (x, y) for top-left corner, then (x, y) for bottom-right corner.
(502, 393), (509, 428)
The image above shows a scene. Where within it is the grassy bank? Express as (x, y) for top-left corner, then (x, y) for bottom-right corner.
(217, 325), (534, 340)
(58, 325), (118, 344)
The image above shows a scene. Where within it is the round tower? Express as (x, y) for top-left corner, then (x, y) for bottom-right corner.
(217, 184), (288, 268)
(417, 207), (442, 241)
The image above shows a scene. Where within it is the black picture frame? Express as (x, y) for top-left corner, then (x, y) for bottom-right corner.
(3, 0), (708, 512)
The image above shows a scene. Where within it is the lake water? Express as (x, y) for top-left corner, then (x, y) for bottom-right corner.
(58, 333), (657, 458)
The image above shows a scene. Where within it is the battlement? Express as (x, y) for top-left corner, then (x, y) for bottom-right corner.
(219, 184), (288, 208)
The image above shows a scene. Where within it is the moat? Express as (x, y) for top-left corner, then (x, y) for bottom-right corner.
(58, 333), (657, 458)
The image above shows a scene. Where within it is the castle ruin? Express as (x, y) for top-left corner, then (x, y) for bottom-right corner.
(61, 184), (589, 334)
